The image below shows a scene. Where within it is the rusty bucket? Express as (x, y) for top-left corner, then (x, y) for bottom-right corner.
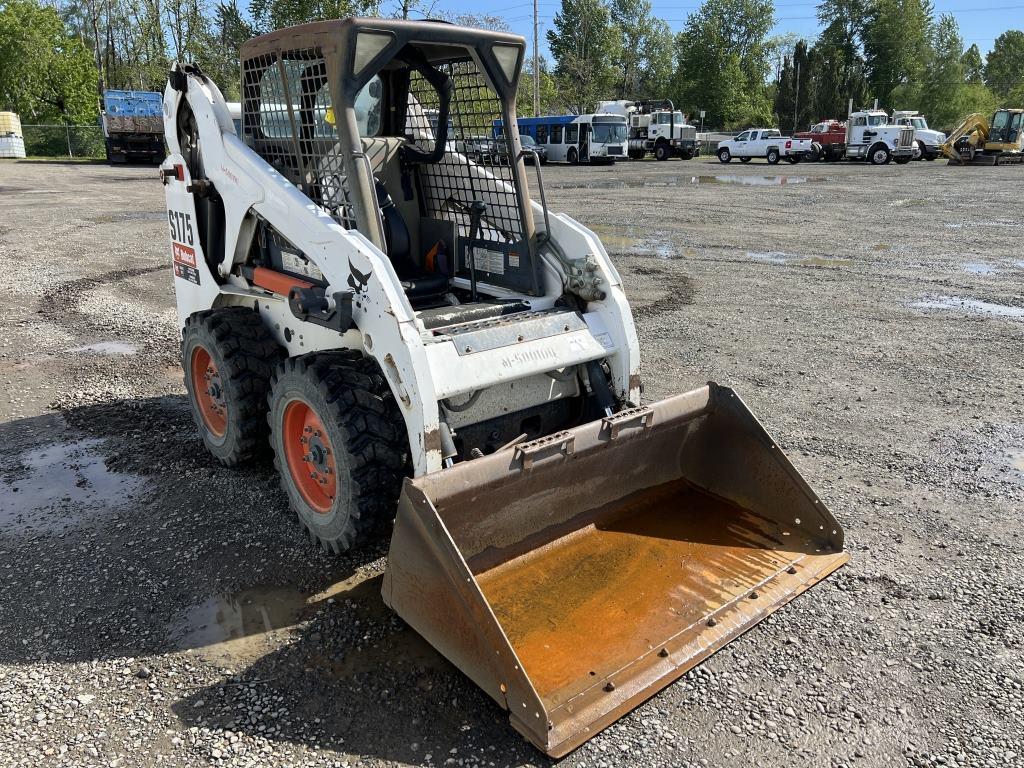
(382, 383), (848, 757)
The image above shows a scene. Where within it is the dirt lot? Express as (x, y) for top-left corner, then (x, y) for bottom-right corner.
(0, 156), (1022, 768)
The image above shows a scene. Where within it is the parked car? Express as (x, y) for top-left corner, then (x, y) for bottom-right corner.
(519, 133), (548, 164)
(716, 129), (814, 164)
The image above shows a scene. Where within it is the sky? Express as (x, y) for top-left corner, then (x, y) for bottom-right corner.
(422, 0), (1018, 61)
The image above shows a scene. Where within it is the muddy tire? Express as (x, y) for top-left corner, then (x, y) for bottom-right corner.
(268, 353), (407, 553)
(654, 142), (671, 161)
(718, 148), (731, 163)
(182, 307), (282, 466)
(766, 148), (780, 164)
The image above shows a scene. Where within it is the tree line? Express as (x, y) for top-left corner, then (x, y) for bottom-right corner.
(543, 0), (1024, 130)
(0, 0), (1022, 132)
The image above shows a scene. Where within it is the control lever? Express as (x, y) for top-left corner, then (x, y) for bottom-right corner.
(466, 200), (487, 302)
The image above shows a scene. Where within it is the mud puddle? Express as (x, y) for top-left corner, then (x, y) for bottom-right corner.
(69, 341), (139, 355)
(747, 251), (850, 266)
(588, 224), (677, 257)
(0, 438), (143, 535)
(170, 573), (442, 674)
(963, 263), (998, 275)
(911, 296), (1024, 319)
(551, 174), (825, 190)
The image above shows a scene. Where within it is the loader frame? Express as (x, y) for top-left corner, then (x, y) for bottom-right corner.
(160, 18), (642, 476)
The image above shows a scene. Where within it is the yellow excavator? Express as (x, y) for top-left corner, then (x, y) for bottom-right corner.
(941, 108), (1024, 165)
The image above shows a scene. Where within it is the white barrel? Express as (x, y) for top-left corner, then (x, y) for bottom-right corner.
(0, 135), (26, 159)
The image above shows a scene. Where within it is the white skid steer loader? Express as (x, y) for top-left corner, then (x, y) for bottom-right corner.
(160, 18), (848, 757)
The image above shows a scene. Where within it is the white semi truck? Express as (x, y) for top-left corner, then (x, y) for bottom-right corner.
(890, 111), (946, 160)
(597, 99), (700, 160)
(844, 109), (915, 164)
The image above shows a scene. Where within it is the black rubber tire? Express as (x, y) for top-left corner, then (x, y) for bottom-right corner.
(869, 143), (891, 165)
(567, 147), (579, 165)
(654, 142), (671, 161)
(681, 148), (694, 160)
(718, 148), (731, 163)
(628, 148), (645, 160)
(894, 155), (911, 164)
(924, 153), (936, 161)
(739, 157), (752, 163)
(182, 307), (282, 466)
(766, 148), (780, 164)
(268, 353), (407, 553)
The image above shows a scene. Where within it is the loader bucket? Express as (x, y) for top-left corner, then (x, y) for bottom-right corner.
(382, 383), (847, 757)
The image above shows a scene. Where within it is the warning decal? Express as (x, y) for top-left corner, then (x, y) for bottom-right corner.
(172, 241), (201, 284)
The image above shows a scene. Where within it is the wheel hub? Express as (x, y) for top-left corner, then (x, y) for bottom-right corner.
(283, 400), (337, 514)
(190, 345), (228, 437)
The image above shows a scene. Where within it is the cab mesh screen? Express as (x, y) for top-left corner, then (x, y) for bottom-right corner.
(241, 49), (357, 229)
(407, 60), (524, 248)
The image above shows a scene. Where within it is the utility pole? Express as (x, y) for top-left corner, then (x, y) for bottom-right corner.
(533, 0), (539, 116)
(792, 60), (800, 135)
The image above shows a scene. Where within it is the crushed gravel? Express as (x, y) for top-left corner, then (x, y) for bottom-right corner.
(0, 157), (1021, 768)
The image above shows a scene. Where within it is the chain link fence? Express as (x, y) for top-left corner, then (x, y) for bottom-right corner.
(22, 125), (107, 159)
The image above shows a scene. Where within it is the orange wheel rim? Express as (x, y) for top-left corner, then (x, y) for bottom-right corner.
(282, 398), (337, 514)
(190, 345), (228, 437)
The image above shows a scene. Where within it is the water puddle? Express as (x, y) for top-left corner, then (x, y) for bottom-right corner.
(171, 573), (447, 674)
(963, 263), (998, 275)
(0, 438), (143, 534)
(68, 341), (139, 355)
(911, 296), (1024, 319)
(588, 224), (676, 258)
(551, 174), (826, 190)
(747, 251), (850, 267)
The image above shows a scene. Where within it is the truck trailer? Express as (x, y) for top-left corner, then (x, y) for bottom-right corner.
(102, 89), (165, 164)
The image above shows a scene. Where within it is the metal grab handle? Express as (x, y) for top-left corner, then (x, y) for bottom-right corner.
(519, 149), (551, 245)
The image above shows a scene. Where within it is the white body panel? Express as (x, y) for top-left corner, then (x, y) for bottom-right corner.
(161, 70), (641, 477)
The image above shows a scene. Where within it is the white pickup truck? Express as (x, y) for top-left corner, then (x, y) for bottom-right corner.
(716, 128), (813, 164)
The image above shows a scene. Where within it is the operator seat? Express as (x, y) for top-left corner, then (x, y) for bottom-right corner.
(374, 179), (448, 300)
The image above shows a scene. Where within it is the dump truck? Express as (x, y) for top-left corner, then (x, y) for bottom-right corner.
(597, 99), (700, 160)
(159, 18), (848, 756)
(941, 108), (1023, 165)
(102, 89), (165, 164)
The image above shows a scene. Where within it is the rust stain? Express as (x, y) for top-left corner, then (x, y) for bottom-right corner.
(475, 478), (819, 710)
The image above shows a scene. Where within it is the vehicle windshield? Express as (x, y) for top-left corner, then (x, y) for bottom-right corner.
(868, 114), (887, 126)
(520, 134), (537, 147)
(911, 117), (926, 129)
(592, 121), (626, 144)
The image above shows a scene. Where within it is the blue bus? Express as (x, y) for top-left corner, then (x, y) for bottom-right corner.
(494, 113), (627, 164)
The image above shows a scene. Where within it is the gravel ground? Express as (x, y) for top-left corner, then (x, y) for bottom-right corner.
(0, 156), (1021, 768)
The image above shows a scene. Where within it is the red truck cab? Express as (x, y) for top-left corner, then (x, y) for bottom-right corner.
(795, 120), (846, 161)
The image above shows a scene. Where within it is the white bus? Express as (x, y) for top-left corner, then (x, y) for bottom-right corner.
(495, 113), (627, 164)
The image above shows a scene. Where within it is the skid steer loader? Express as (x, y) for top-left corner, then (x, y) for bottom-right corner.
(159, 18), (847, 757)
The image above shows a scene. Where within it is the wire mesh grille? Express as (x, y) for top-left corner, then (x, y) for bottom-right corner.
(408, 60), (524, 248)
(242, 49), (357, 229)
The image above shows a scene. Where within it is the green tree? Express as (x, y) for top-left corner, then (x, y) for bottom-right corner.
(984, 30), (1024, 99)
(774, 40), (816, 131)
(250, 0), (378, 33)
(0, 0), (98, 122)
(862, 0), (934, 108)
(546, 0), (619, 113)
(810, 0), (869, 117)
(918, 14), (964, 127)
(961, 43), (984, 83)
(636, 19), (675, 98)
(672, 0), (775, 127)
